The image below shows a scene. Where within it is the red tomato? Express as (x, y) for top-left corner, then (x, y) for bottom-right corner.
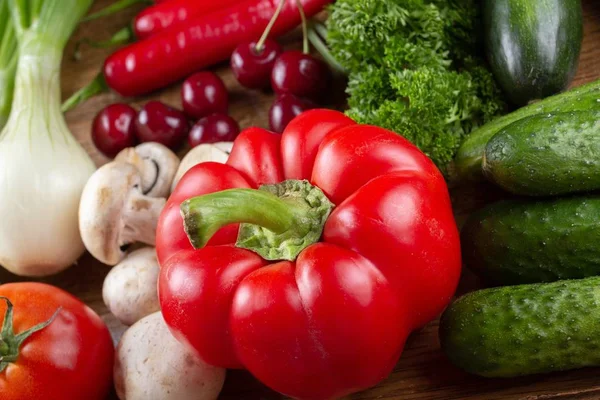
(0, 282), (114, 400)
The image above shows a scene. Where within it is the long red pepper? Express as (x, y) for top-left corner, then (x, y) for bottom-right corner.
(134, 0), (246, 40)
(104, 0), (332, 97)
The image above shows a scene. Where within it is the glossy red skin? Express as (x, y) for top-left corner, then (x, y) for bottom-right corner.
(0, 283), (114, 400)
(268, 94), (316, 133)
(188, 114), (240, 147)
(135, 101), (189, 150)
(157, 109), (461, 399)
(181, 72), (228, 119)
(271, 51), (331, 103)
(134, 0), (245, 40)
(280, 109), (355, 179)
(104, 0), (333, 97)
(91, 103), (138, 158)
(231, 39), (283, 89)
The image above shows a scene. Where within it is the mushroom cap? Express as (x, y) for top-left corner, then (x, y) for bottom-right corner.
(171, 142), (233, 192)
(79, 162), (142, 266)
(103, 247), (160, 326)
(116, 142), (180, 198)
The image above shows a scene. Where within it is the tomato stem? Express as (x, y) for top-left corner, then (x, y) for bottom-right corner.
(0, 297), (61, 372)
(181, 180), (334, 261)
(255, 0), (286, 53)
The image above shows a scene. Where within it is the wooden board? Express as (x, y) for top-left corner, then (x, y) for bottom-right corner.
(1, 1), (600, 399)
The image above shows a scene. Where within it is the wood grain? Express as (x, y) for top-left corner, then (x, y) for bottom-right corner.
(1, 1), (599, 399)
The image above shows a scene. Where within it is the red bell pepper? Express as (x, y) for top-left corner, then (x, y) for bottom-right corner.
(133, 0), (246, 40)
(156, 110), (462, 399)
(104, 0), (332, 97)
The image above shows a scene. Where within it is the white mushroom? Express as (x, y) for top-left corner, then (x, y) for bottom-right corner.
(114, 312), (226, 400)
(171, 142), (233, 192)
(115, 142), (180, 198)
(79, 161), (166, 266)
(103, 247), (160, 326)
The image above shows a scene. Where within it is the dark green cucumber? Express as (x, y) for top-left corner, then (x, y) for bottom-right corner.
(454, 79), (600, 181)
(484, 0), (583, 107)
(439, 277), (600, 378)
(461, 196), (600, 285)
(483, 111), (600, 196)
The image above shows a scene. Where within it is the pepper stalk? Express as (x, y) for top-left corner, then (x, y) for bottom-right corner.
(181, 180), (334, 261)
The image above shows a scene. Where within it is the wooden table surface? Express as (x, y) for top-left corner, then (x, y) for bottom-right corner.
(1, 1), (600, 399)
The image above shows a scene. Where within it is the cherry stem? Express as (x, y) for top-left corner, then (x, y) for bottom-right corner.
(295, 0), (309, 54)
(255, 0), (287, 53)
(307, 21), (346, 75)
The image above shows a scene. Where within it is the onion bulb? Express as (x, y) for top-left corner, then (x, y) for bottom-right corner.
(0, 0), (96, 276)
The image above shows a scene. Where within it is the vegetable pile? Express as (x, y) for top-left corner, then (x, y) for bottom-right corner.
(2, 0), (600, 398)
(326, 0), (506, 171)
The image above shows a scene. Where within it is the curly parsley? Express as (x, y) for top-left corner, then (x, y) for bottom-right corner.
(326, 0), (506, 172)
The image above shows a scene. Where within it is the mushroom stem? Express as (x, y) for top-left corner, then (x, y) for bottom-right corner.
(121, 194), (166, 246)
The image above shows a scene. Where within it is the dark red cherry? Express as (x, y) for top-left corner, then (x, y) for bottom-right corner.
(181, 72), (228, 119)
(188, 114), (241, 147)
(269, 94), (316, 134)
(271, 51), (331, 103)
(134, 101), (189, 150)
(91, 103), (138, 158)
(231, 39), (283, 90)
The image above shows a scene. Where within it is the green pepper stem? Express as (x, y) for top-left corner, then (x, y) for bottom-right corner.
(81, 0), (152, 22)
(182, 188), (298, 249)
(181, 180), (334, 261)
(61, 71), (109, 112)
(73, 26), (134, 61)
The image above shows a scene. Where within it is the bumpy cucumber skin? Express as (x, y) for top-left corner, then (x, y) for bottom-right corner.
(484, 0), (583, 107)
(455, 79), (600, 181)
(461, 196), (600, 285)
(440, 277), (600, 378)
(483, 111), (600, 196)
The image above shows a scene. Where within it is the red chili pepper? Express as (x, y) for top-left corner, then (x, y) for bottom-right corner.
(156, 110), (462, 399)
(134, 0), (246, 40)
(104, 0), (332, 97)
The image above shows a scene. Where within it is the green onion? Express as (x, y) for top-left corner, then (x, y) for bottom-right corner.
(0, 0), (97, 277)
(0, 1), (17, 129)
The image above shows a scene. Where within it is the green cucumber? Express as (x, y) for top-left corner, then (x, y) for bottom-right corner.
(483, 111), (600, 196)
(484, 0), (583, 107)
(440, 277), (600, 378)
(461, 196), (600, 286)
(455, 79), (600, 181)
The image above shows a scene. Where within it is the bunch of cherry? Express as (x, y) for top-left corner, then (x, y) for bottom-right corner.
(92, 72), (239, 158)
(91, 0), (331, 159)
(230, 0), (330, 132)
